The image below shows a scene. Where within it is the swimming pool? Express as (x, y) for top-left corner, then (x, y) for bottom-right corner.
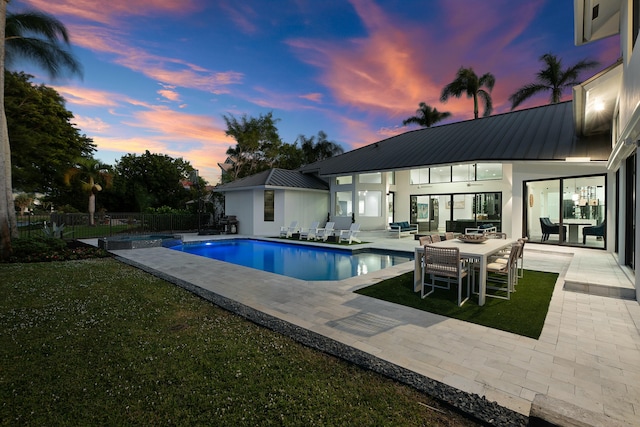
(168, 239), (413, 281)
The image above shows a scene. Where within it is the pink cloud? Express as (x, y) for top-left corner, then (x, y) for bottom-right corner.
(218, 0), (259, 34)
(18, 0), (202, 25)
(52, 85), (120, 107)
(299, 93), (323, 103)
(72, 115), (110, 134)
(65, 24), (244, 94)
(157, 89), (180, 102)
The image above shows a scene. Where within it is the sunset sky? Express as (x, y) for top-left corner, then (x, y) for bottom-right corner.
(9, 0), (619, 184)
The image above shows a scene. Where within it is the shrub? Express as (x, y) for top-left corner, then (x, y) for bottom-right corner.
(5, 237), (110, 263)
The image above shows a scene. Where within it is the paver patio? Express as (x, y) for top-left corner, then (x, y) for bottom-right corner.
(87, 232), (640, 425)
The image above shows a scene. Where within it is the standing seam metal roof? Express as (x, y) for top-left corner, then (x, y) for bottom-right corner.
(214, 168), (329, 191)
(299, 101), (610, 177)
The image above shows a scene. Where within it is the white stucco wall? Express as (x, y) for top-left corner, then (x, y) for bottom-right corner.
(222, 188), (329, 237)
(223, 190), (254, 235)
(620, 0), (640, 132)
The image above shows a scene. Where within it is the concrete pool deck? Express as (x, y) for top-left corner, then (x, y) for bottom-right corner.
(83, 232), (640, 425)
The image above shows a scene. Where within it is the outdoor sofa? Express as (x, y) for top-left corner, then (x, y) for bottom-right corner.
(389, 221), (418, 238)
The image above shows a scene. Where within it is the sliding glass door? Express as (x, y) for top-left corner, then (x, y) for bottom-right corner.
(526, 175), (606, 248)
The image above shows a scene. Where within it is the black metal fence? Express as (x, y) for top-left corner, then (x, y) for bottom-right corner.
(17, 212), (216, 240)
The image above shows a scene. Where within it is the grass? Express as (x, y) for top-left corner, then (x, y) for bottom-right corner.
(0, 258), (479, 426)
(355, 270), (558, 339)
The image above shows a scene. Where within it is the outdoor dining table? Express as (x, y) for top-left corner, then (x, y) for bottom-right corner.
(414, 237), (517, 306)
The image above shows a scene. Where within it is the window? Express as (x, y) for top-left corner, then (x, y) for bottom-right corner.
(264, 190), (274, 221)
(358, 172), (381, 184)
(430, 166), (451, 183)
(336, 175), (352, 185)
(335, 191), (352, 216)
(410, 168), (429, 184)
(358, 191), (381, 217)
(476, 163), (502, 181)
(452, 164), (475, 182)
(387, 171), (395, 185)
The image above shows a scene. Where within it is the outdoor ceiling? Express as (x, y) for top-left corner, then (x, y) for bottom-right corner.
(572, 60), (622, 136)
(574, 0), (620, 46)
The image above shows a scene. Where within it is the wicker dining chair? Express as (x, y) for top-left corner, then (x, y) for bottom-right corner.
(422, 245), (470, 307)
(418, 235), (433, 246)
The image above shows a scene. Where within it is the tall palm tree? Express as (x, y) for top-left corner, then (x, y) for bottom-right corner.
(440, 67), (495, 119)
(0, 6), (81, 258)
(509, 53), (599, 110)
(64, 158), (112, 226)
(402, 102), (451, 128)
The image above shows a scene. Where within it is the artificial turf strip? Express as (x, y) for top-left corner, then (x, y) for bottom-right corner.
(355, 269), (558, 339)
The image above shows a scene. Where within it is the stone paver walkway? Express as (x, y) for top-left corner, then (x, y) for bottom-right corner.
(91, 233), (640, 425)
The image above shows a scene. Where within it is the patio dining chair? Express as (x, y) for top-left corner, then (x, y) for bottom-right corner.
(430, 233), (441, 243)
(445, 232), (455, 240)
(475, 242), (520, 300)
(422, 245), (470, 307)
(418, 235), (432, 246)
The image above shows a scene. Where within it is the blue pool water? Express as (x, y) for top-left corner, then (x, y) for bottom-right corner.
(168, 239), (413, 281)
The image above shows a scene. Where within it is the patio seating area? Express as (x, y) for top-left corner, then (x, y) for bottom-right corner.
(92, 230), (638, 426)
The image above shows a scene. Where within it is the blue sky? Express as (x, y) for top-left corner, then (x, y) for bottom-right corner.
(10, 0), (619, 183)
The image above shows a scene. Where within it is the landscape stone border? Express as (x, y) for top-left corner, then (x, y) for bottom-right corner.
(116, 255), (528, 427)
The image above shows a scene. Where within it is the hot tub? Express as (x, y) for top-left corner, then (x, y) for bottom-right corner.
(98, 234), (182, 250)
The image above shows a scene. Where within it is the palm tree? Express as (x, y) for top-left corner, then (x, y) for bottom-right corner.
(440, 67), (495, 119)
(299, 131), (343, 164)
(508, 53), (599, 110)
(64, 158), (112, 226)
(0, 6), (82, 258)
(402, 102), (451, 128)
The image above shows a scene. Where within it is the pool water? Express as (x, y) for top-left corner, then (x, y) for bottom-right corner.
(169, 239), (413, 281)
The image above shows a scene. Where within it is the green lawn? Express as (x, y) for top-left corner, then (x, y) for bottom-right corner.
(356, 270), (558, 339)
(0, 259), (479, 426)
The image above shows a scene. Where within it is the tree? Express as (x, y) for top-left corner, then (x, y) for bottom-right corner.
(0, 6), (82, 259)
(298, 130), (343, 164)
(13, 191), (33, 215)
(64, 158), (112, 226)
(440, 67), (495, 119)
(223, 112), (282, 182)
(402, 102), (451, 128)
(7, 71), (95, 194)
(113, 151), (197, 212)
(509, 53), (599, 110)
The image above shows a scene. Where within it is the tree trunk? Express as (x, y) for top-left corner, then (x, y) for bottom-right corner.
(0, 0), (18, 260)
(88, 192), (95, 226)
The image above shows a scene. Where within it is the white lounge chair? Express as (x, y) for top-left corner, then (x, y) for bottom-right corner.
(339, 223), (361, 244)
(299, 221), (320, 240)
(315, 222), (335, 241)
(279, 221), (298, 238)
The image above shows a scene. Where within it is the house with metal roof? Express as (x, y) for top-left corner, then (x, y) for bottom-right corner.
(216, 100), (613, 252)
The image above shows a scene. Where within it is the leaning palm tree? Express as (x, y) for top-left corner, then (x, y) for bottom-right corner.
(440, 67), (495, 119)
(509, 53), (599, 110)
(0, 6), (82, 259)
(64, 158), (112, 226)
(402, 102), (451, 128)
